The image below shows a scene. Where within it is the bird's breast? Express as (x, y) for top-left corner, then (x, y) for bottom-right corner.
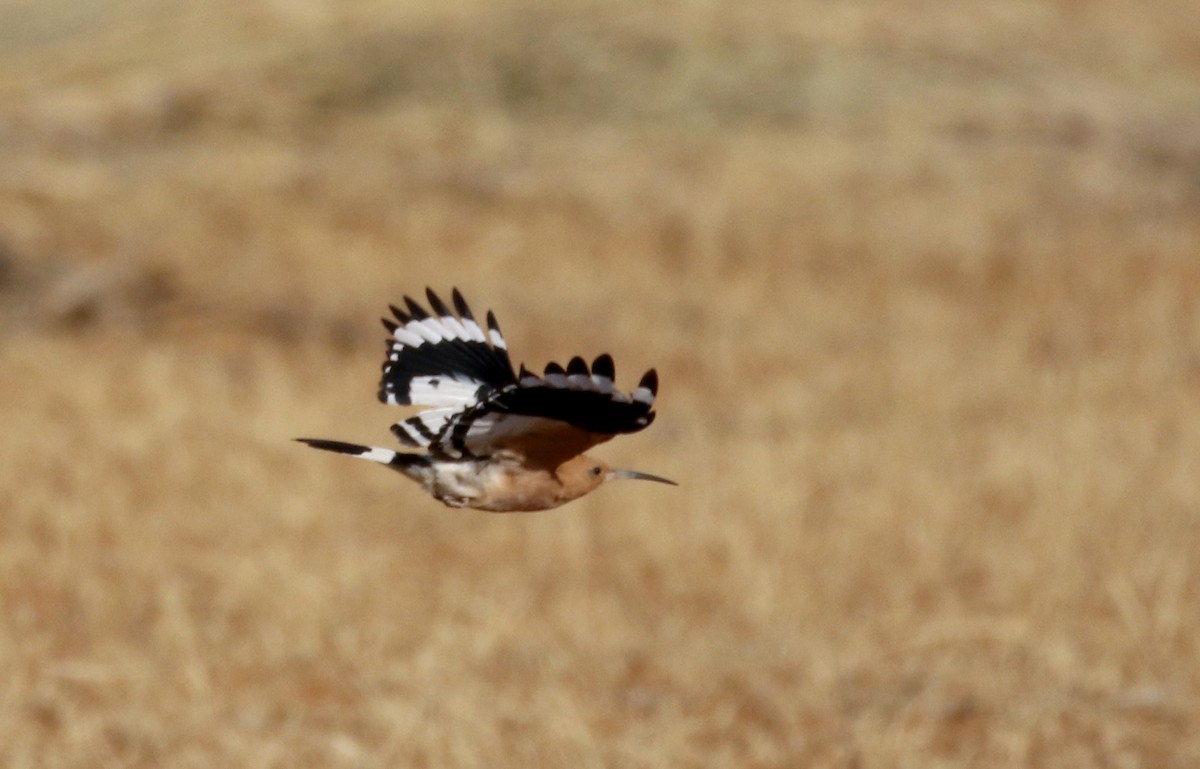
(429, 459), (565, 512)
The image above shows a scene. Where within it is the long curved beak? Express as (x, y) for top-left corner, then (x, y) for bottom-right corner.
(609, 468), (678, 486)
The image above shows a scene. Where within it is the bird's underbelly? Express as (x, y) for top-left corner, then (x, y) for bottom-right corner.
(427, 461), (562, 512)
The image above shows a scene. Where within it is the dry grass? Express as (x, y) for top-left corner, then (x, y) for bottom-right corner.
(2, 0), (1200, 766)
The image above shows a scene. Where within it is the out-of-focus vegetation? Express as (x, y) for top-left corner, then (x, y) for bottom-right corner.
(2, 1), (1199, 766)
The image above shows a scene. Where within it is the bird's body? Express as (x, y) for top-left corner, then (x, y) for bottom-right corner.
(298, 288), (674, 512)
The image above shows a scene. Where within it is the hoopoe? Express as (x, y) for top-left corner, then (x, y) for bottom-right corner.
(297, 288), (675, 511)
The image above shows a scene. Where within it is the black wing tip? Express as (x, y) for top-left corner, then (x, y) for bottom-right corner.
(404, 295), (430, 319)
(425, 287), (452, 316)
(485, 309), (502, 335)
(544, 361), (566, 376)
(389, 304), (410, 323)
(591, 353), (615, 378)
(638, 368), (659, 395)
(451, 287), (472, 319)
(381, 318), (398, 333)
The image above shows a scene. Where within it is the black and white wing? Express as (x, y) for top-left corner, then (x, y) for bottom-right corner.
(379, 288), (658, 465)
(379, 288), (517, 449)
(432, 354), (659, 464)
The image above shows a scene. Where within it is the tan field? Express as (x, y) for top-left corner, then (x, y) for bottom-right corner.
(2, 1), (1199, 766)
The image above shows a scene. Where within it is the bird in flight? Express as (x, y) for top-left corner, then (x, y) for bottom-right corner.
(297, 288), (675, 511)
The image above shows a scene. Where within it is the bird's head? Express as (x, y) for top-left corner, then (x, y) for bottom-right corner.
(557, 454), (677, 501)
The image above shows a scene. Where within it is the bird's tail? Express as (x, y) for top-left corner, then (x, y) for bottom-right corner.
(295, 438), (428, 473)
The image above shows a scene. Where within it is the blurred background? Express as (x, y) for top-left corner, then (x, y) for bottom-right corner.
(2, 1), (1199, 766)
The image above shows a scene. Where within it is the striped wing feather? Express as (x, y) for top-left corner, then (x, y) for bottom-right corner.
(378, 289), (659, 464)
(378, 288), (516, 407)
(434, 356), (658, 462)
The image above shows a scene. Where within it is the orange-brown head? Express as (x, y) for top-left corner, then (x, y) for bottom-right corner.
(555, 454), (677, 504)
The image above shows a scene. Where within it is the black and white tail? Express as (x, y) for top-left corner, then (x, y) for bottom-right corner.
(294, 438), (429, 473)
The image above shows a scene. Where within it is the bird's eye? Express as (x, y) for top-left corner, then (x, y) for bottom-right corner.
(591, 466), (603, 477)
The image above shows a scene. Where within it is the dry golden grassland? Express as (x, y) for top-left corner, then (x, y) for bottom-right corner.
(2, 1), (1199, 766)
